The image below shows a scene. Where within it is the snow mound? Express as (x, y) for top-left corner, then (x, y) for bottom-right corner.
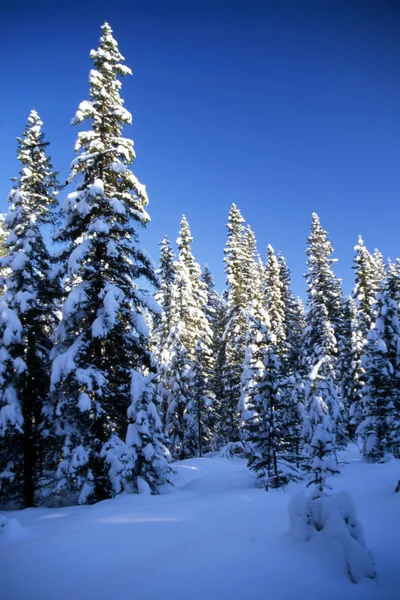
(0, 515), (31, 545)
(288, 490), (376, 583)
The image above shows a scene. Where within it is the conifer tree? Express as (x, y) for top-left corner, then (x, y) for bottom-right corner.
(153, 236), (176, 428)
(302, 214), (343, 456)
(306, 213), (343, 336)
(209, 292), (228, 448)
(220, 205), (254, 444)
(264, 245), (286, 356)
(372, 248), (386, 286)
(164, 323), (192, 459)
(0, 110), (59, 508)
(164, 216), (212, 459)
(337, 296), (364, 439)
(277, 252), (305, 374)
(186, 337), (215, 456)
(126, 371), (172, 493)
(353, 237), (379, 337)
(173, 216), (211, 361)
(358, 266), (400, 461)
(244, 310), (300, 489)
(51, 23), (162, 504)
(350, 237), (384, 435)
(0, 214), (8, 289)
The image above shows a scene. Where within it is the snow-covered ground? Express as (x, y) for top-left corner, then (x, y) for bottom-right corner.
(1, 445), (398, 600)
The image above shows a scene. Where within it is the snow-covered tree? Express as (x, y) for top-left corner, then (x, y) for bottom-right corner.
(302, 214), (343, 467)
(153, 236), (176, 428)
(163, 216), (212, 459)
(277, 252), (305, 374)
(0, 214), (8, 290)
(209, 292), (228, 448)
(126, 371), (172, 493)
(264, 245), (286, 356)
(0, 110), (60, 508)
(51, 23), (160, 504)
(350, 238), (387, 436)
(164, 323), (192, 459)
(353, 237), (380, 337)
(244, 309), (301, 489)
(186, 337), (215, 457)
(372, 248), (386, 287)
(219, 205), (254, 444)
(306, 213), (343, 336)
(173, 216), (211, 362)
(358, 266), (400, 461)
(336, 296), (364, 439)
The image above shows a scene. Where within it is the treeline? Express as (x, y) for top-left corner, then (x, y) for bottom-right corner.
(0, 23), (399, 509)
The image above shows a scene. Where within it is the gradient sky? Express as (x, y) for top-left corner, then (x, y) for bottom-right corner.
(1, 0), (399, 297)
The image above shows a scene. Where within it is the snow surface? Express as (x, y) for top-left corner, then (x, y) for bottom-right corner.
(0, 445), (399, 600)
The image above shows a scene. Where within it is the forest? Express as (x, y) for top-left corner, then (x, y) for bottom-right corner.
(0, 22), (399, 516)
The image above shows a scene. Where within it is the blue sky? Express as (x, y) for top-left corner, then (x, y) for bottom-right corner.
(1, 0), (399, 297)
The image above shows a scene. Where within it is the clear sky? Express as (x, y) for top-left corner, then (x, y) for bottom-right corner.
(1, 0), (399, 297)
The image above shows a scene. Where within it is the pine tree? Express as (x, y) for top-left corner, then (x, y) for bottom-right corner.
(277, 252), (305, 374)
(126, 371), (172, 493)
(372, 248), (386, 287)
(244, 311), (300, 489)
(358, 266), (400, 461)
(186, 337), (215, 457)
(350, 237), (384, 435)
(264, 245), (286, 356)
(0, 110), (59, 508)
(220, 205), (254, 444)
(337, 296), (365, 439)
(306, 213), (343, 336)
(164, 323), (192, 459)
(153, 236), (176, 428)
(51, 23), (160, 504)
(302, 214), (343, 461)
(173, 216), (211, 362)
(0, 214), (8, 290)
(353, 237), (379, 337)
(164, 216), (211, 459)
(209, 291), (228, 448)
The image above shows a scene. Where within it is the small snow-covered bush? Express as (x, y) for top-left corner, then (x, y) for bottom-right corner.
(0, 515), (30, 544)
(218, 441), (247, 459)
(288, 490), (376, 583)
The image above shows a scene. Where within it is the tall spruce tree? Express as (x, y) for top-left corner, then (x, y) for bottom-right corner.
(244, 309), (300, 489)
(51, 23), (166, 504)
(302, 214), (343, 463)
(264, 245), (286, 356)
(277, 252), (305, 374)
(164, 216), (212, 459)
(220, 204), (253, 444)
(358, 266), (400, 461)
(350, 237), (384, 435)
(0, 110), (60, 508)
(153, 236), (176, 428)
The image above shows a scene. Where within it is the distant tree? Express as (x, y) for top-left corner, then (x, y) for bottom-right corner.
(244, 309), (301, 489)
(164, 216), (212, 459)
(302, 214), (343, 469)
(337, 296), (364, 439)
(350, 237), (385, 436)
(153, 236), (176, 428)
(220, 205), (255, 444)
(358, 266), (400, 461)
(277, 252), (305, 374)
